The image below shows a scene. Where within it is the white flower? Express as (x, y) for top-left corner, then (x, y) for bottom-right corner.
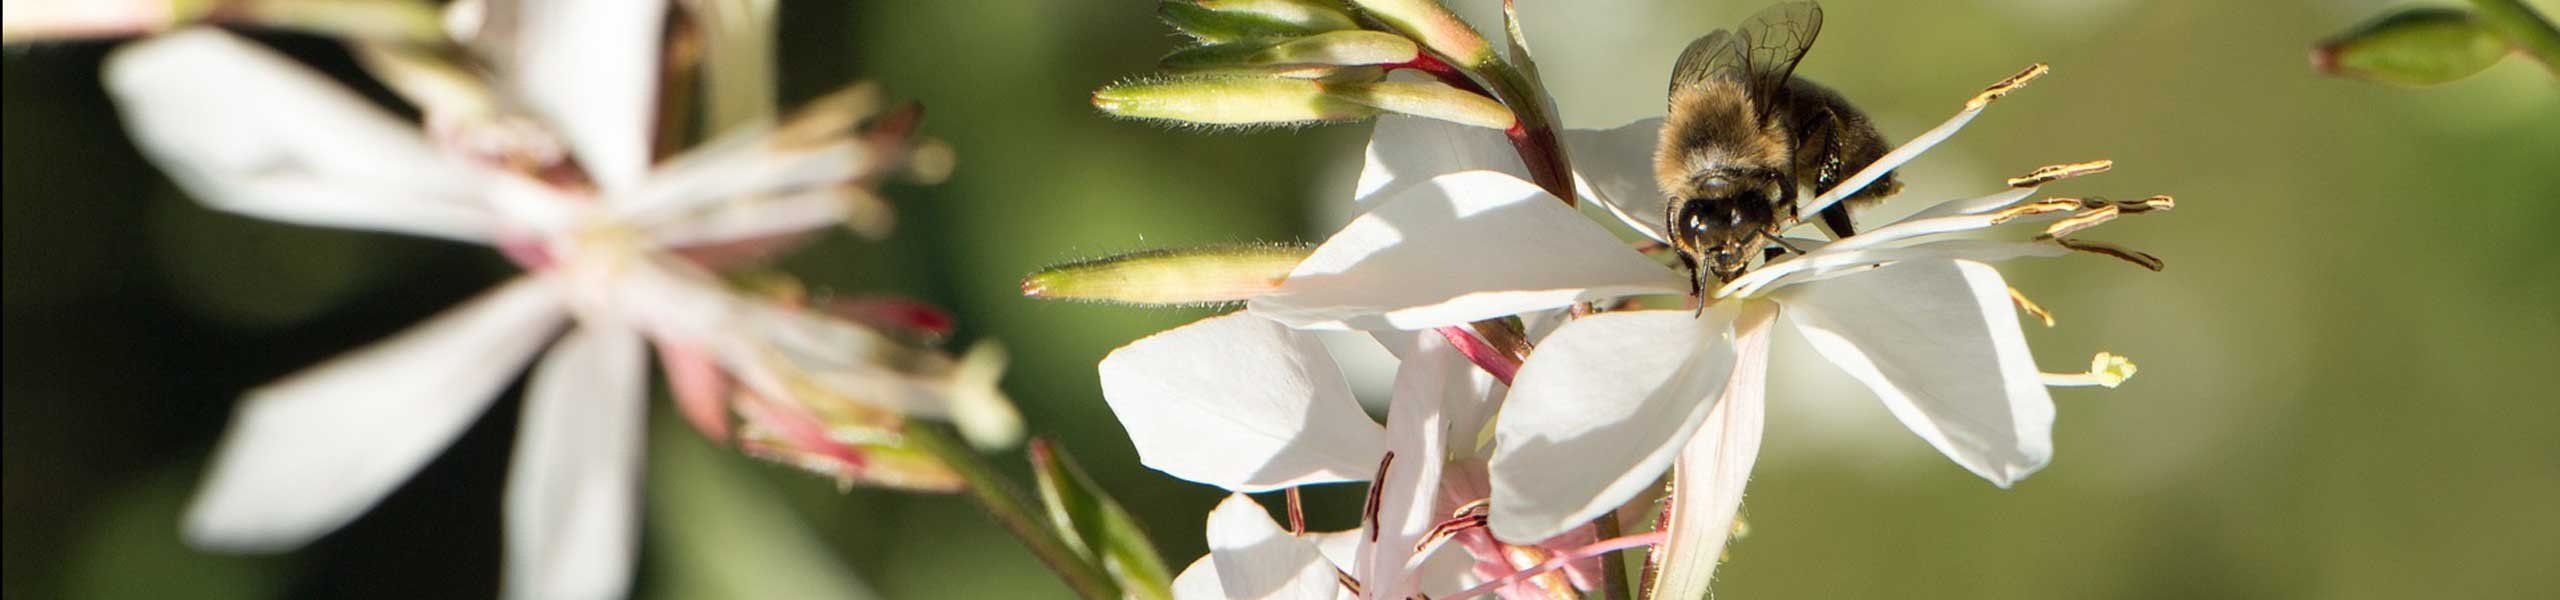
(103, 3), (1008, 598)
(1101, 313), (1486, 599)
(1239, 62), (2160, 595)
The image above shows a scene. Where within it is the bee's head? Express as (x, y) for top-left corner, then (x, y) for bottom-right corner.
(1666, 168), (1787, 287)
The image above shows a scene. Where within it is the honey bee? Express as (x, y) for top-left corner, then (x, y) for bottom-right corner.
(1658, 1), (1901, 293)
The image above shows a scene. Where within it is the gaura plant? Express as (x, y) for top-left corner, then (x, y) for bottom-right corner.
(1042, 1), (2173, 598)
(85, 0), (1025, 596)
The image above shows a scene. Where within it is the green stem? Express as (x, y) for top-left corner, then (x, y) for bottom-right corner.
(1592, 510), (1633, 600)
(908, 425), (1122, 600)
(2469, 0), (2560, 71)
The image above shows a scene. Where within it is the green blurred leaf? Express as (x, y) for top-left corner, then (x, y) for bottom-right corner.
(1030, 438), (1175, 600)
(2314, 6), (2515, 86)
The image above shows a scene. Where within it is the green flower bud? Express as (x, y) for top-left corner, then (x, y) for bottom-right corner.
(1094, 76), (1378, 126)
(1346, 0), (1495, 65)
(1093, 75), (1513, 130)
(1331, 80), (1516, 129)
(2314, 7), (2514, 86)
(1158, 0), (1359, 43)
(1160, 30), (1421, 72)
(1022, 244), (1311, 306)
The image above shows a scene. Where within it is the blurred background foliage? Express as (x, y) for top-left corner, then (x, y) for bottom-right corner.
(4, 0), (2556, 598)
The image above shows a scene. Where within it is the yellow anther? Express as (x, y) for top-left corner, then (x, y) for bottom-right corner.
(2009, 287), (2057, 327)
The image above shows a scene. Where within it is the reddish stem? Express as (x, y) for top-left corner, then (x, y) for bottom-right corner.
(1435, 326), (1521, 385)
(1507, 122), (1574, 205)
(1393, 54), (1574, 205)
(1400, 53), (1492, 96)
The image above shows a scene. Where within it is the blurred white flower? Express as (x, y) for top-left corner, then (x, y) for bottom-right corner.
(1240, 66), (2161, 595)
(102, 2), (1008, 598)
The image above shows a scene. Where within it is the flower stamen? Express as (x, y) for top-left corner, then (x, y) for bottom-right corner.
(1417, 500), (1493, 552)
(2009, 287), (2057, 327)
(1286, 486), (1308, 535)
(2043, 352), (2140, 388)
(1968, 62), (2052, 110)
(1364, 451), (1396, 542)
(2006, 159), (2114, 187)
(2050, 237), (2166, 271)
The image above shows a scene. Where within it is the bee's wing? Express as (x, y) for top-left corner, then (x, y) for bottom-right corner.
(1737, 1), (1824, 120)
(1668, 29), (1745, 98)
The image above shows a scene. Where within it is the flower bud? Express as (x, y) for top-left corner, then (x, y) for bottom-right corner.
(1346, 0), (1495, 65)
(1160, 30), (1421, 72)
(1094, 76), (1378, 126)
(1330, 80), (1517, 129)
(1022, 244), (1311, 306)
(1158, 0), (1359, 43)
(2313, 6), (2514, 87)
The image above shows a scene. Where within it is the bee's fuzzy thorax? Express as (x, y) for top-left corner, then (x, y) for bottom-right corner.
(1655, 78), (1789, 195)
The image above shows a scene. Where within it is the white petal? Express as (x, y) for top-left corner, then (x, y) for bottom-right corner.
(1644, 303), (1774, 599)
(618, 126), (873, 234)
(503, 324), (648, 600)
(1794, 99), (1990, 221)
(183, 277), (567, 550)
(486, 0), (667, 191)
(1902, 186), (2041, 221)
(609, 256), (992, 422)
(1098, 314), (1384, 492)
(1723, 238), (2068, 299)
(1489, 308), (1739, 543)
(1358, 335), (1457, 599)
(1203, 494), (1347, 600)
(636, 186), (866, 250)
(1562, 117), (1671, 242)
(1356, 115), (1529, 205)
(104, 29), (495, 243)
(1171, 555), (1227, 600)
(1774, 259), (2055, 485)
(1250, 171), (1686, 330)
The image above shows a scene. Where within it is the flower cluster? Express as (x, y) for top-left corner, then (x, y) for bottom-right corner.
(88, 0), (1013, 596)
(1044, 1), (2171, 598)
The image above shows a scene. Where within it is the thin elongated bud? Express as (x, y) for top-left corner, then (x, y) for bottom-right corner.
(1160, 30), (1421, 71)
(1158, 0), (1358, 43)
(1094, 76), (1512, 129)
(2313, 6), (2515, 86)
(1094, 76), (1378, 126)
(1023, 244), (1311, 306)
(1330, 80), (1517, 129)
(1348, 0), (1496, 65)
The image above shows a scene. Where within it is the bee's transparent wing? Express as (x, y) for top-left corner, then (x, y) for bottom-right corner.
(1668, 29), (1745, 98)
(1738, 1), (1824, 118)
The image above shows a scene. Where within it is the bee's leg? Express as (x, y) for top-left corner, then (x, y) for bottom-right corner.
(1677, 252), (1702, 299)
(1817, 203), (1857, 239)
